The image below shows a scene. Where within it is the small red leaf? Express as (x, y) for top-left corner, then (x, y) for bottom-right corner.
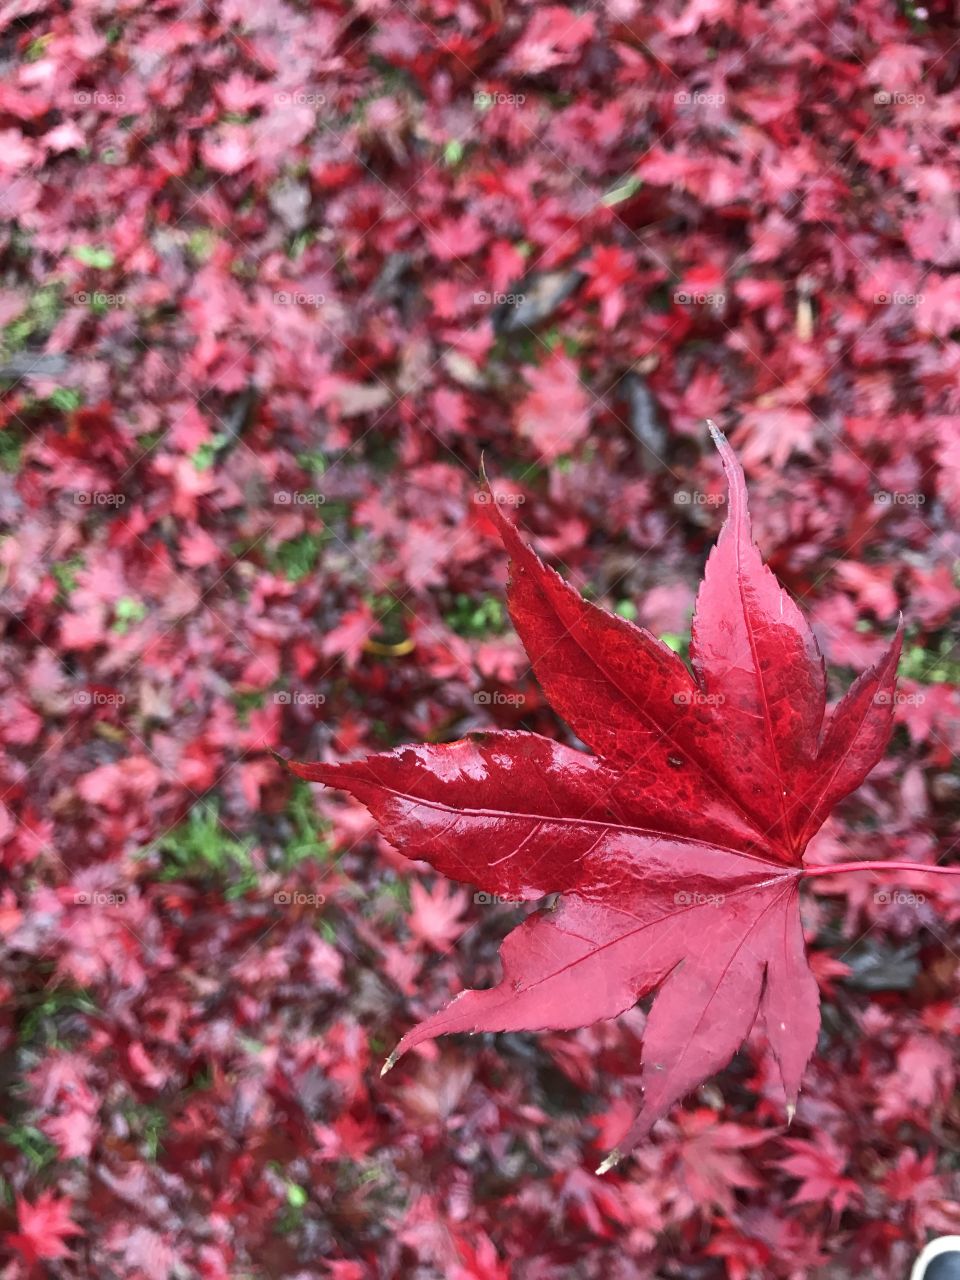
(7, 1191), (83, 1265)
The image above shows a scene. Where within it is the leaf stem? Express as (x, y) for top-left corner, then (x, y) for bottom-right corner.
(803, 861), (960, 879)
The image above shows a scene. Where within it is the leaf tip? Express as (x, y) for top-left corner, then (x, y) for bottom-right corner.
(595, 1147), (622, 1176)
(786, 1101), (796, 1126)
(380, 1049), (399, 1078)
(706, 419), (734, 466)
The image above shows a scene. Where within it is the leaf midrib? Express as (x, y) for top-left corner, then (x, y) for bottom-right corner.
(362, 775), (786, 869)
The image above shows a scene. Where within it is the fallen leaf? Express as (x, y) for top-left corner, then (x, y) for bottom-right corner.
(290, 428), (903, 1164)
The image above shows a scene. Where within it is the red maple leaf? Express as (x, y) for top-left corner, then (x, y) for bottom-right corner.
(407, 879), (470, 952)
(6, 1190), (83, 1265)
(777, 1133), (863, 1217)
(513, 353), (591, 460)
(289, 426), (906, 1168)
